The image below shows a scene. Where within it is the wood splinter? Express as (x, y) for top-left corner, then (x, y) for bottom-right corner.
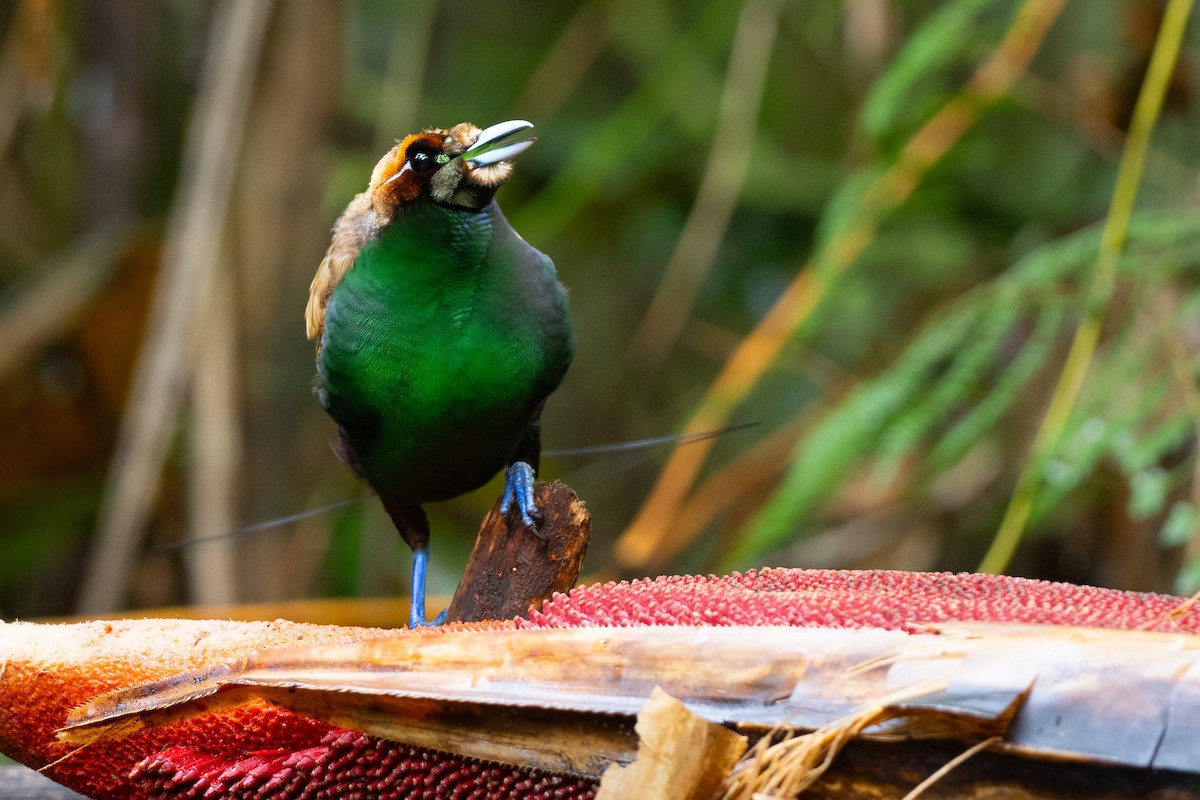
(446, 480), (590, 623)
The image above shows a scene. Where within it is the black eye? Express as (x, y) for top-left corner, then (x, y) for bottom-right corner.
(407, 145), (439, 172)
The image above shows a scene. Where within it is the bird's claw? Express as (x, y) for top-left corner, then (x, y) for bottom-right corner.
(500, 461), (539, 530)
(409, 608), (448, 628)
(407, 546), (447, 628)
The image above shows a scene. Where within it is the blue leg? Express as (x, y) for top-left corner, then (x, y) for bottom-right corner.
(408, 544), (447, 628)
(500, 460), (538, 529)
(383, 500), (447, 628)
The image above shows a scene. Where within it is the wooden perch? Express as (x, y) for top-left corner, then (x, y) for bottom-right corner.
(446, 480), (590, 622)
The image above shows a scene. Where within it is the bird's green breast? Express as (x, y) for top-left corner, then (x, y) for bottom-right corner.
(317, 199), (571, 503)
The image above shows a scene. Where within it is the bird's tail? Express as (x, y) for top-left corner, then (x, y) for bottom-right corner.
(157, 423), (759, 552)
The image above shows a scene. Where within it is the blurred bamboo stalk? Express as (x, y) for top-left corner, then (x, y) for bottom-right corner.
(842, 0), (894, 82)
(229, 0), (340, 602)
(629, 0), (783, 367)
(185, 255), (240, 605)
(979, 0), (1196, 574)
(78, 0), (274, 614)
(616, 0), (1068, 571)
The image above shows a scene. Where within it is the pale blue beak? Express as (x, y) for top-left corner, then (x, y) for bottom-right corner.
(461, 120), (536, 168)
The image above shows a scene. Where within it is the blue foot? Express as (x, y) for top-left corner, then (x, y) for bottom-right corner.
(407, 545), (446, 628)
(411, 609), (448, 628)
(500, 461), (538, 529)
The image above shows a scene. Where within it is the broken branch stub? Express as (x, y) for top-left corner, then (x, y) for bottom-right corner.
(447, 480), (590, 623)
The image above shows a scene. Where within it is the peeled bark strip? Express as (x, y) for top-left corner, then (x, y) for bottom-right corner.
(3, 569), (1200, 799)
(447, 480), (590, 622)
(60, 622), (1200, 780)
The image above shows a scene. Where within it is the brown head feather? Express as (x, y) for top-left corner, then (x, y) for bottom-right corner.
(304, 122), (515, 347)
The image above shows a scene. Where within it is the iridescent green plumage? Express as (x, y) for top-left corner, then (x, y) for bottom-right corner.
(308, 121), (571, 626)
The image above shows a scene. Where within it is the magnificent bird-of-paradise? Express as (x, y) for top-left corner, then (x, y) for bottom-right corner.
(306, 120), (572, 626)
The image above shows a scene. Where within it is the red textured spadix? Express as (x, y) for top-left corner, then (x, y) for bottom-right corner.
(132, 731), (594, 800)
(1, 569), (1197, 800)
(523, 568), (1200, 632)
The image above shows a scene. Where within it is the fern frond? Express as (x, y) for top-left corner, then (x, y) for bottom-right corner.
(875, 292), (1023, 476)
(728, 212), (1200, 568)
(927, 300), (1065, 473)
(726, 301), (986, 563)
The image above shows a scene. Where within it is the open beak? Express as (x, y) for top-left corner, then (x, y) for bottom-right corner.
(461, 120), (536, 168)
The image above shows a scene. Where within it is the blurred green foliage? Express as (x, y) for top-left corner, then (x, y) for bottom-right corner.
(1, 0), (1199, 619)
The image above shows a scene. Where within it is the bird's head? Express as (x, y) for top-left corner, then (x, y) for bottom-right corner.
(366, 120), (536, 222)
(304, 121), (537, 341)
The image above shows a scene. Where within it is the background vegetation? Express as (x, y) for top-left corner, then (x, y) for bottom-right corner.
(1, 0), (1198, 620)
